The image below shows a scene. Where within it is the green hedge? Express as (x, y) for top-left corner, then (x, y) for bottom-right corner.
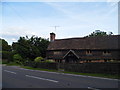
(24, 61), (58, 70)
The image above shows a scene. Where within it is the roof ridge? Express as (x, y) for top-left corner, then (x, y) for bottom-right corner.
(54, 35), (120, 41)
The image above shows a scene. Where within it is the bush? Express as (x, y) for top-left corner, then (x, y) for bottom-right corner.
(24, 61), (37, 68)
(34, 57), (44, 63)
(44, 60), (55, 63)
(13, 54), (23, 65)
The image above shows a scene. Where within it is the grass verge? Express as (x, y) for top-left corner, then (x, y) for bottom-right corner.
(21, 66), (119, 79)
(20, 66), (58, 72)
(6, 62), (21, 66)
(3, 62), (120, 79)
(62, 71), (120, 79)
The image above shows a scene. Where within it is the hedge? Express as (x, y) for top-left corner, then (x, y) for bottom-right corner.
(24, 61), (120, 75)
(24, 61), (58, 70)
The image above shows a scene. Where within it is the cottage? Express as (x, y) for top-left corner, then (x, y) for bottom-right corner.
(46, 33), (120, 63)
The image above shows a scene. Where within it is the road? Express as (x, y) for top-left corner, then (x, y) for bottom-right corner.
(2, 65), (119, 89)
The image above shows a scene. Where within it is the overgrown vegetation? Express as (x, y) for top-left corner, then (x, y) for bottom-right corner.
(0, 36), (49, 64)
(85, 30), (113, 37)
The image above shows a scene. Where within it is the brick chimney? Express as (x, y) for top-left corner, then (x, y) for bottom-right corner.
(50, 32), (56, 42)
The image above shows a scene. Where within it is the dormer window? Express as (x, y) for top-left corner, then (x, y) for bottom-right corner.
(103, 51), (111, 55)
(86, 50), (92, 55)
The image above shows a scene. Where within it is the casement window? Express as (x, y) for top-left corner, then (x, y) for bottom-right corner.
(86, 50), (92, 55)
(54, 51), (61, 55)
(103, 51), (111, 55)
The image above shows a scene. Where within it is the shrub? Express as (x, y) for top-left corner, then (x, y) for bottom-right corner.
(44, 60), (55, 63)
(34, 57), (44, 63)
(13, 54), (23, 64)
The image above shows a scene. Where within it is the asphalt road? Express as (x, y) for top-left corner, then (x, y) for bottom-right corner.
(2, 65), (120, 89)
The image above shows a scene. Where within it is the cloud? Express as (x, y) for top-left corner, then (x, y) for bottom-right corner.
(1, 27), (37, 36)
(106, 0), (119, 16)
(1, 2), (118, 44)
(106, 0), (119, 2)
(45, 2), (118, 37)
(46, 2), (117, 25)
(11, 38), (17, 41)
(0, 27), (38, 44)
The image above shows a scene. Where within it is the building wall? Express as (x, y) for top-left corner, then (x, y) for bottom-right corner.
(76, 49), (120, 60)
(46, 49), (120, 62)
(46, 50), (68, 59)
(79, 60), (105, 63)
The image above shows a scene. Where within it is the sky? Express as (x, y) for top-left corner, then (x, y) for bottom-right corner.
(0, 0), (119, 45)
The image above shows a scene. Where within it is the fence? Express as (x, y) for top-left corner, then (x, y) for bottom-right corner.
(64, 62), (120, 75)
(24, 62), (120, 75)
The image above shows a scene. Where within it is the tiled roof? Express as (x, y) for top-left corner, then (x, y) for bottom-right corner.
(47, 35), (120, 50)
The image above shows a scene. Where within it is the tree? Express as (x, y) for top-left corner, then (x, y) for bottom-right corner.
(12, 36), (49, 61)
(86, 30), (113, 37)
(0, 38), (11, 51)
(0, 38), (13, 62)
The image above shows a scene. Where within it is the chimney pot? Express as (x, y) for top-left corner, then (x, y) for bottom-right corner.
(50, 32), (56, 42)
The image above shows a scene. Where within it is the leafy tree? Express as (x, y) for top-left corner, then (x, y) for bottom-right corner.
(0, 38), (13, 63)
(12, 36), (49, 61)
(0, 38), (11, 51)
(86, 30), (113, 37)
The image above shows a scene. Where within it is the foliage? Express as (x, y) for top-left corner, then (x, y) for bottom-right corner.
(12, 36), (49, 61)
(86, 30), (113, 37)
(44, 60), (55, 63)
(1, 51), (9, 59)
(13, 54), (23, 64)
(34, 57), (44, 63)
(0, 38), (13, 63)
(1, 51), (14, 62)
(0, 38), (11, 51)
